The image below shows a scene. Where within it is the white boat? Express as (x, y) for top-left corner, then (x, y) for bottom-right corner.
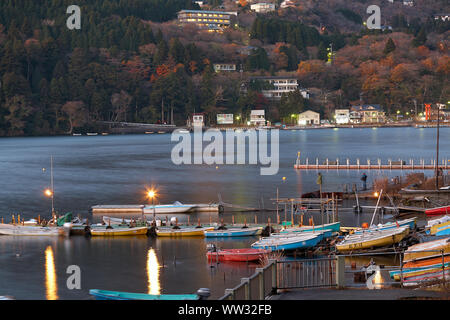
(177, 129), (190, 134)
(0, 223), (66, 236)
(143, 201), (196, 214)
(86, 133), (98, 136)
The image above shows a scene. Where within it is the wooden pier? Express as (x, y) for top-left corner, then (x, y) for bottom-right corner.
(294, 154), (449, 171)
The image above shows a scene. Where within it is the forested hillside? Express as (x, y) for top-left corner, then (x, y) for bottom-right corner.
(0, 0), (448, 136)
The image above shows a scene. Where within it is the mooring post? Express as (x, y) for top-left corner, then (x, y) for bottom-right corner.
(346, 158), (349, 169)
(357, 158), (360, 169)
(316, 158), (318, 168)
(336, 255), (345, 289)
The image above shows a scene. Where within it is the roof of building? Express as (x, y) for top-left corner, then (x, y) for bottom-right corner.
(249, 76), (298, 80)
(299, 110), (320, 116)
(178, 10), (237, 15)
(351, 104), (383, 112)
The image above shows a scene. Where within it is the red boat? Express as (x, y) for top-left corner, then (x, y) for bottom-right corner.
(206, 249), (269, 262)
(425, 205), (450, 216)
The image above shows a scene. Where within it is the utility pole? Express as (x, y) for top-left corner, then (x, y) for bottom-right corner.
(436, 104), (440, 190)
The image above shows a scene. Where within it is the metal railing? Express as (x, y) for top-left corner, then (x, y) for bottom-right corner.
(219, 248), (449, 300)
(219, 260), (277, 300)
(277, 258), (336, 289)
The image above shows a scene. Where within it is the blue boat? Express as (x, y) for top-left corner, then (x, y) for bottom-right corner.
(353, 218), (416, 234)
(89, 288), (210, 300)
(204, 227), (262, 237)
(279, 221), (340, 234)
(251, 232), (323, 251)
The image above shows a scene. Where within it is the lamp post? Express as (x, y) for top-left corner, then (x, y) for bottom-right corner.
(44, 156), (55, 223)
(148, 190), (156, 226)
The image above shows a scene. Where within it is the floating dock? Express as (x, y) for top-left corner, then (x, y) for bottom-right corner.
(294, 154), (449, 171)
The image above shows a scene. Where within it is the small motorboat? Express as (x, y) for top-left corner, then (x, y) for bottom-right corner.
(204, 227), (263, 237)
(89, 288), (210, 300)
(89, 226), (148, 236)
(0, 223), (66, 236)
(425, 205), (450, 217)
(402, 237), (450, 263)
(156, 226), (214, 237)
(352, 218), (416, 235)
(426, 215), (450, 236)
(335, 227), (409, 252)
(279, 221), (340, 234)
(251, 232), (323, 251)
(206, 246), (269, 262)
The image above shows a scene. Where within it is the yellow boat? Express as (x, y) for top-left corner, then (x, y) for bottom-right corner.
(403, 237), (450, 262)
(90, 226), (148, 236)
(156, 226), (214, 237)
(336, 227), (409, 252)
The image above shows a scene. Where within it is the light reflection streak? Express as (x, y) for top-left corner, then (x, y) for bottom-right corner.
(45, 246), (58, 300)
(147, 248), (160, 295)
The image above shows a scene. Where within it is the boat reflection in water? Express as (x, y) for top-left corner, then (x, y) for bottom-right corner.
(45, 246), (58, 300)
(147, 248), (160, 295)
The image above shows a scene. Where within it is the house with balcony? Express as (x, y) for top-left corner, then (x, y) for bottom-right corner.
(350, 104), (386, 123)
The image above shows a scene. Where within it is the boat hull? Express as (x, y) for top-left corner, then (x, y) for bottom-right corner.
(428, 220), (450, 236)
(90, 226), (148, 236)
(403, 237), (450, 262)
(353, 218), (416, 235)
(205, 227), (262, 237)
(156, 227), (214, 237)
(279, 222), (340, 234)
(207, 249), (269, 262)
(251, 234), (323, 251)
(89, 289), (199, 300)
(425, 205), (450, 216)
(336, 227), (409, 252)
(0, 224), (64, 236)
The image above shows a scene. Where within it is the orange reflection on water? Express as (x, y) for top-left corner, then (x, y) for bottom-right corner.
(45, 246), (58, 300)
(147, 248), (160, 295)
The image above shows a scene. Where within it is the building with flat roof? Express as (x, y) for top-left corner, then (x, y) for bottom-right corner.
(177, 10), (237, 32)
(213, 63), (237, 72)
(247, 76), (309, 100)
(335, 109), (350, 124)
(250, 3), (276, 13)
(250, 110), (266, 126)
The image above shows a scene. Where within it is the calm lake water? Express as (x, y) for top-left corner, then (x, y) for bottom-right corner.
(0, 127), (448, 299)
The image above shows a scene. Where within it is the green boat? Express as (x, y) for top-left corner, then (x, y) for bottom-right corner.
(89, 288), (210, 300)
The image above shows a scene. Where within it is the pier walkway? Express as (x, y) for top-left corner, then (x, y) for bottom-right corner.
(268, 287), (447, 300)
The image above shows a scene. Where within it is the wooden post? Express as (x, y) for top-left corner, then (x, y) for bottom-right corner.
(336, 255), (345, 289)
(269, 259), (277, 294)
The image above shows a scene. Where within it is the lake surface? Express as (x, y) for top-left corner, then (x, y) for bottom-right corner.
(0, 127), (448, 299)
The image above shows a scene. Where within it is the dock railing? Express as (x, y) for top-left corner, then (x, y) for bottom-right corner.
(219, 259), (277, 300)
(219, 249), (448, 300)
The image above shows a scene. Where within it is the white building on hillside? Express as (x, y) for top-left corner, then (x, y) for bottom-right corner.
(250, 3), (276, 13)
(248, 76), (309, 100)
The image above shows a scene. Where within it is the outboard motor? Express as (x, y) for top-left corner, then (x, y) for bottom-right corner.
(206, 243), (217, 252)
(196, 288), (210, 300)
(63, 222), (73, 237)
